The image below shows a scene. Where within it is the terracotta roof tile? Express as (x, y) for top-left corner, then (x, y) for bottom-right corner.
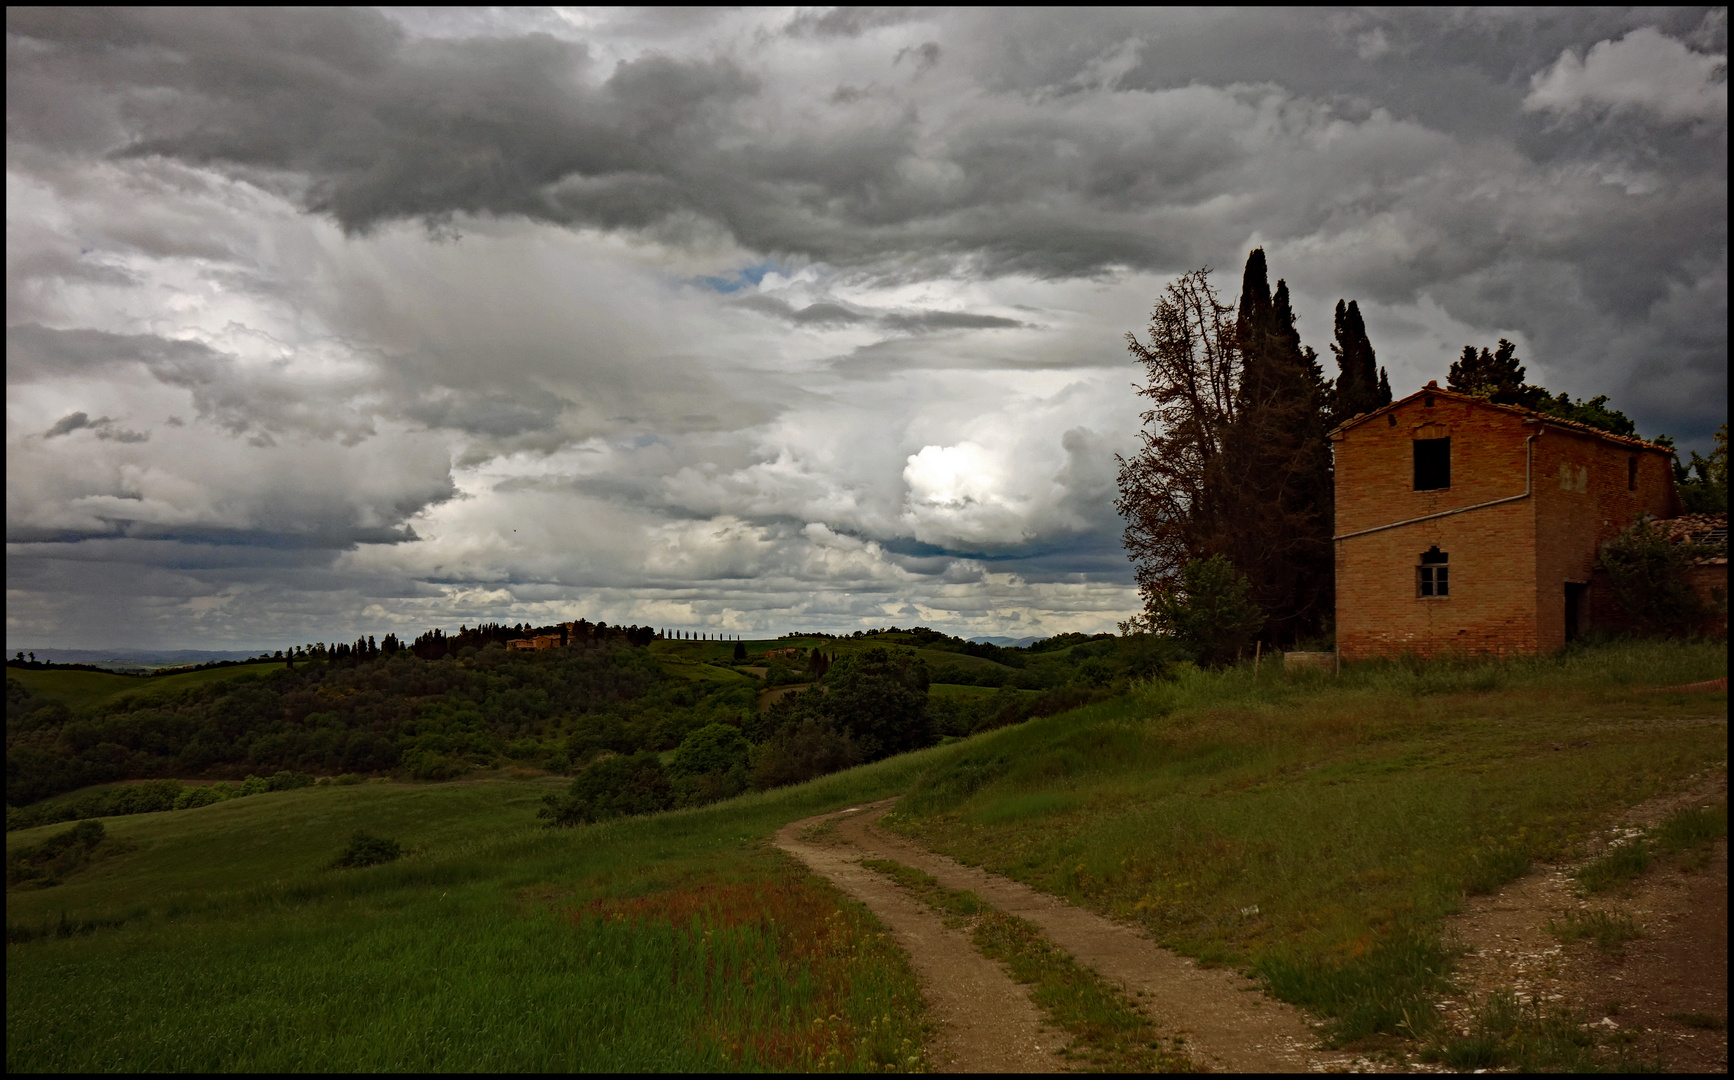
(1331, 386), (1672, 453)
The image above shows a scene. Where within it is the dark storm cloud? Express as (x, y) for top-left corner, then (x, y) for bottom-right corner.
(785, 8), (917, 40)
(4, 8), (1725, 648)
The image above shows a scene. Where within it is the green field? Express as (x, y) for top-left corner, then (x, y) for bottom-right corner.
(7, 750), (951, 1071)
(7, 640), (1726, 1069)
(9, 661), (289, 712)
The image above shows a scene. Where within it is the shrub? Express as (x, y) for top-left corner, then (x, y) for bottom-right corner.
(667, 723), (751, 807)
(330, 830), (403, 869)
(334, 773), (365, 786)
(173, 785), (225, 810)
(239, 775), (269, 796)
(539, 752), (673, 826)
(400, 748), (470, 781)
(266, 770), (314, 792)
(1146, 555), (1266, 668)
(1597, 516), (1709, 636)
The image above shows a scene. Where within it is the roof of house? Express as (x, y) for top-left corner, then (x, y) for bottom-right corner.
(1329, 383), (1674, 454)
(1663, 512), (1728, 548)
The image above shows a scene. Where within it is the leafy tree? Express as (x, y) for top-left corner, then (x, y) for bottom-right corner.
(1117, 251), (1336, 646)
(821, 647), (934, 761)
(1329, 298), (1390, 424)
(1147, 555), (1266, 668)
(1539, 392), (1636, 438)
(1447, 339), (1547, 408)
(667, 722), (750, 781)
(1448, 340), (1647, 441)
(1673, 424), (1728, 514)
(1598, 517), (1713, 637)
(749, 716), (857, 790)
(732, 639), (747, 661)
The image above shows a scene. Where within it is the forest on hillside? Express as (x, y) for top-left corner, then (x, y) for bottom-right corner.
(7, 626), (1172, 827)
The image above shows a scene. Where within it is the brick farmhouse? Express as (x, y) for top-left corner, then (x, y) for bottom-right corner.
(1331, 383), (1693, 659)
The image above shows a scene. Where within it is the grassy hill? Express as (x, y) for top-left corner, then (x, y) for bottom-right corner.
(8, 661), (289, 712)
(7, 639), (1724, 1070)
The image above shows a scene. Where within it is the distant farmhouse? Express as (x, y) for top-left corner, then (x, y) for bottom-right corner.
(1332, 382), (1724, 659)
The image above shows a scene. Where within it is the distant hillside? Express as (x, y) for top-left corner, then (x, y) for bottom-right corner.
(8, 649), (266, 672)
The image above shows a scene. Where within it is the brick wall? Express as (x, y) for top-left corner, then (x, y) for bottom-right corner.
(1334, 394), (1539, 659)
(1529, 427), (1676, 650)
(1333, 389), (1676, 659)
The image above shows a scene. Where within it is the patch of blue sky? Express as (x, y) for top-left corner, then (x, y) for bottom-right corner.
(692, 260), (780, 293)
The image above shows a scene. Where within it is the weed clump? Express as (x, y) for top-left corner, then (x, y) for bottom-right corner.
(1654, 801), (1727, 852)
(329, 831), (402, 869)
(1666, 1012), (1724, 1030)
(1461, 843), (1532, 896)
(1422, 989), (1654, 1072)
(1548, 909), (1643, 953)
(1576, 839), (1652, 893)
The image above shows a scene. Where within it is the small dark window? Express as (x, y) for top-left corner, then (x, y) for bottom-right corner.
(1627, 457), (1637, 491)
(1414, 437), (1451, 490)
(1423, 394), (1434, 407)
(1418, 547), (1449, 598)
(1387, 414), (1397, 427)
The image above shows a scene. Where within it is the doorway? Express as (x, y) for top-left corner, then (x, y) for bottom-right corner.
(1564, 582), (1587, 642)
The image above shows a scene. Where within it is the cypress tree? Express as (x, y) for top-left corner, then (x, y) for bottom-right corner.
(1209, 249), (1335, 645)
(1329, 299), (1388, 423)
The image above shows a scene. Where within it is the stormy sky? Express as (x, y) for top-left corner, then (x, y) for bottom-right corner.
(6, 8), (1727, 650)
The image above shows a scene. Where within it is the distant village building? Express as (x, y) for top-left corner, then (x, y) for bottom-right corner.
(507, 634), (562, 652)
(1331, 383), (1696, 659)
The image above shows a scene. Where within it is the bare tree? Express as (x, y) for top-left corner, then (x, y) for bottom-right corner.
(1114, 267), (1238, 631)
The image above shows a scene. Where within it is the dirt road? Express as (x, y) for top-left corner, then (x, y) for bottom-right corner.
(776, 799), (1331, 1072)
(775, 807), (1065, 1072)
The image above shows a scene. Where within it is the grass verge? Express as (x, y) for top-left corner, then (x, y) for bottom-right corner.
(862, 857), (1194, 1073)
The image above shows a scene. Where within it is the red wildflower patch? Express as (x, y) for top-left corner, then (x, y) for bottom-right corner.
(571, 873), (922, 1071)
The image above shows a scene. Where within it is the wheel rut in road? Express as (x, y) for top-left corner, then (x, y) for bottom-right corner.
(777, 798), (1332, 1073)
(775, 806), (1064, 1072)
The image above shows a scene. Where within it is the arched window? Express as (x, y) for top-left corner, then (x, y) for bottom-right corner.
(1418, 546), (1449, 598)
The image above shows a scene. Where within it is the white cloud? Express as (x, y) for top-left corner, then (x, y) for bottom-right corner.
(1525, 27), (1728, 122)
